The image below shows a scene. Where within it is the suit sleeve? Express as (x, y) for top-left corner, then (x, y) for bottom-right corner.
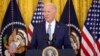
(29, 26), (37, 49)
(63, 26), (72, 49)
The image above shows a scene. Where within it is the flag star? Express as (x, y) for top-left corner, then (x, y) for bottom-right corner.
(93, 27), (95, 30)
(35, 20), (38, 23)
(94, 10), (96, 12)
(15, 22), (17, 24)
(95, 32), (97, 34)
(32, 20), (35, 23)
(38, 16), (40, 19)
(96, 23), (98, 25)
(33, 16), (35, 19)
(88, 14), (91, 16)
(91, 18), (93, 21)
(92, 32), (95, 34)
(93, 5), (95, 7)
(87, 23), (89, 25)
(90, 23), (92, 25)
(34, 12), (36, 15)
(18, 22), (20, 24)
(95, 36), (97, 39)
(13, 22), (16, 24)
(95, 14), (97, 16)
(97, 14), (99, 17)
(39, 12), (41, 15)
(36, 17), (39, 19)
(90, 27), (92, 29)
(92, 14), (94, 16)
(99, 32), (100, 34)
(94, 19), (96, 21)
(97, 10), (100, 12)
(89, 9), (91, 12)
(97, 19), (99, 21)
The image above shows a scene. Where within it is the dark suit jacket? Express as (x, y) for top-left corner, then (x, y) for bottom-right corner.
(29, 21), (72, 49)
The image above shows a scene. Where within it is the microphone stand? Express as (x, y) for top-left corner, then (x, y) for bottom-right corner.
(45, 33), (56, 46)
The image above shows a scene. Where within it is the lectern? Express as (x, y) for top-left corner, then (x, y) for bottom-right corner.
(25, 49), (75, 56)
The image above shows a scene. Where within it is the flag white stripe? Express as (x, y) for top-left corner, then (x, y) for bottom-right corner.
(28, 24), (34, 42)
(83, 26), (95, 45)
(95, 39), (100, 55)
(81, 49), (85, 56)
(28, 33), (32, 42)
(82, 36), (94, 56)
(29, 24), (34, 33)
(83, 26), (100, 54)
(27, 0), (43, 43)
(95, 42), (100, 56)
(82, 26), (100, 55)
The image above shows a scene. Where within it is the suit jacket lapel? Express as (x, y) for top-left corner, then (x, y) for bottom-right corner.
(41, 22), (47, 41)
(42, 22), (46, 35)
(53, 22), (60, 40)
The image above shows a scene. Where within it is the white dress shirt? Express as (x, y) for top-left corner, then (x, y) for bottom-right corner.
(46, 20), (56, 40)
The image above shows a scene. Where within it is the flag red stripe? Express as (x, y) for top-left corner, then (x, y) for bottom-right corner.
(96, 41), (100, 52)
(28, 28), (33, 37)
(82, 31), (96, 54)
(81, 43), (90, 56)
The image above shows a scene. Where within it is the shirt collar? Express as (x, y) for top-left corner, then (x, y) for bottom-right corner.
(46, 20), (56, 25)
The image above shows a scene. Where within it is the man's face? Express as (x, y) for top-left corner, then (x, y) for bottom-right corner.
(43, 4), (56, 22)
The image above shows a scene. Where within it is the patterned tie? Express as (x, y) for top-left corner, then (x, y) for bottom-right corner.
(47, 24), (52, 40)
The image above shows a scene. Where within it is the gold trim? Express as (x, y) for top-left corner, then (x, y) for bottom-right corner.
(42, 46), (58, 56)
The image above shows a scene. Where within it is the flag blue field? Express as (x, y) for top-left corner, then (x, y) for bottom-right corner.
(60, 0), (81, 55)
(1, 0), (27, 55)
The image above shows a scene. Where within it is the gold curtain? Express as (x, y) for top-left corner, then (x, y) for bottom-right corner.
(0, 0), (92, 30)
(0, 0), (10, 30)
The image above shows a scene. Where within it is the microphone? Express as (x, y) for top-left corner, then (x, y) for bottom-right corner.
(48, 33), (56, 46)
(44, 33), (52, 45)
(44, 33), (56, 46)
(53, 33), (56, 41)
(44, 33), (49, 41)
(51, 33), (56, 46)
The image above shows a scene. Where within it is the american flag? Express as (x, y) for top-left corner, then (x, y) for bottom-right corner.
(81, 0), (100, 56)
(27, 0), (44, 42)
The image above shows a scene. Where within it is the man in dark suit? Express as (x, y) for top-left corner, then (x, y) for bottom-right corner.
(30, 3), (72, 49)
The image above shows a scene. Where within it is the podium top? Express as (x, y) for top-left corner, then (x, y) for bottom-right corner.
(25, 49), (75, 56)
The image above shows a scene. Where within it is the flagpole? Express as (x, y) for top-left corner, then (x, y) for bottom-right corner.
(11, 0), (15, 56)
(11, 0), (14, 32)
(68, 0), (71, 39)
(93, 1), (97, 55)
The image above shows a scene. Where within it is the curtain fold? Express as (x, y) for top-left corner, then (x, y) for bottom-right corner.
(0, 0), (92, 30)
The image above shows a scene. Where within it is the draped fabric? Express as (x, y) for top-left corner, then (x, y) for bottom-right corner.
(60, 0), (81, 55)
(0, 0), (93, 55)
(0, 0), (27, 55)
(81, 0), (100, 56)
(0, 0), (92, 29)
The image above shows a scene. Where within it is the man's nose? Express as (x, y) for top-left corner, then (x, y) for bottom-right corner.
(45, 13), (48, 16)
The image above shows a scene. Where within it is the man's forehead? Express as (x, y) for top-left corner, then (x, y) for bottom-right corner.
(44, 3), (56, 9)
(44, 3), (55, 7)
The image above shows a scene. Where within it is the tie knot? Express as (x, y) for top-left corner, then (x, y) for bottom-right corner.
(49, 23), (51, 26)
(48, 24), (51, 28)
